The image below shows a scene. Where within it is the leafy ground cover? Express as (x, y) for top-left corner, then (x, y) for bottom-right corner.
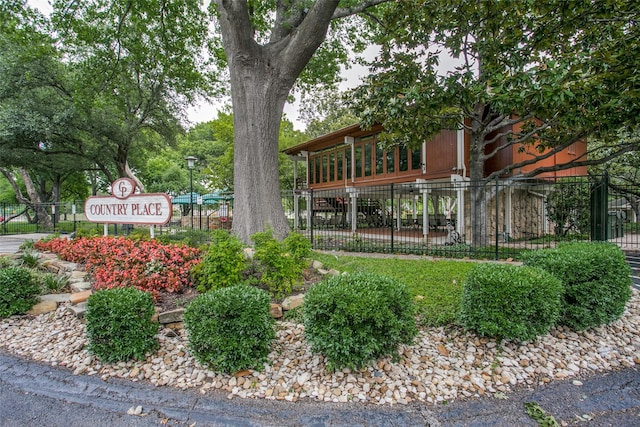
(312, 252), (474, 327)
(35, 236), (201, 301)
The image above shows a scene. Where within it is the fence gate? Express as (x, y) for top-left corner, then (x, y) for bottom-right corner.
(590, 173), (609, 241)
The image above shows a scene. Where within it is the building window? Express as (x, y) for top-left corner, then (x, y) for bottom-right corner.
(314, 157), (320, 184)
(329, 153), (335, 182)
(411, 147), (422, 170)
(322, 155), (328, 183)
(364, 143), (372, 177)
(355, 146), (363, 178)
(310, 158), (315, 184)
(376, 144), (384, 175)
(399, 144), (409, 172)
(346, 147), (351, 179)
(386, 149), (395, 174)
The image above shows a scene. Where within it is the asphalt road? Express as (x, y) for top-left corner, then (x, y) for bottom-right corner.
(1, 352), (639, 427)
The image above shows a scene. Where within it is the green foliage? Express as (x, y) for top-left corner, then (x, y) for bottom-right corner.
(36, 272), (70, 294)
(156, 229), (212, 248)
(18, 240), (35, 250)
(17, 250), (40, 269)
(312, 252), (472, 327)
(525, 402), (560, 427)
(0, 267), (41, 317)
(183, 285), (275, 373)
(523, 242), (632, 330)
(0, 255), (15, 269)
(191, 230), (247, 293)
(251, 229), (310, 299)
(459, 263), (563, 341)
(303, 272), (418, 371)
(545, 178), (590, 236)
(85, 288), (159, 362)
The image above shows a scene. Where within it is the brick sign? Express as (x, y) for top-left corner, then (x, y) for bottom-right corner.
(84, 178), (172, 225)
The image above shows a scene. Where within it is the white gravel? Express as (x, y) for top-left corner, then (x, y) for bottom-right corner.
(1, 290), (639, 405)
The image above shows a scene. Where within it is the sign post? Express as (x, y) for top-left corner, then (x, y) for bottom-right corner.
(85, 178), (172, 237)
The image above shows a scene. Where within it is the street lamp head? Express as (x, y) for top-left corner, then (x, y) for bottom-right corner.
(185, 156), (197, 169)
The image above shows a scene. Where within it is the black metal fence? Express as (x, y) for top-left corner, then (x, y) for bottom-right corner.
(283, 175), (640, 259)
(2, 176), (638, 259)
(0, 200), (232, 237)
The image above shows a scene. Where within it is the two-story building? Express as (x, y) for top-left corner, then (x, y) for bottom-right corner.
(283, 122), (587, 245)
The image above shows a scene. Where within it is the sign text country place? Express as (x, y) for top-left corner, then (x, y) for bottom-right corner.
(85, 194), (172, 225)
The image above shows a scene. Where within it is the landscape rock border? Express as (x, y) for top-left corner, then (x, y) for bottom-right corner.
(1, 252), (638, 406)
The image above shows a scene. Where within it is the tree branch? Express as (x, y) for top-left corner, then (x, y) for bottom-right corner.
(332, 0), (392, 20)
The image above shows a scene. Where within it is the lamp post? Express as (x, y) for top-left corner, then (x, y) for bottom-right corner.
(185, 156), (197, 229)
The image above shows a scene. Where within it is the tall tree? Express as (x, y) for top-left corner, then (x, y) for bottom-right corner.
(211, 0), (390, 242)
(352, 0), (640, 245)
(51, 0), (211, 190)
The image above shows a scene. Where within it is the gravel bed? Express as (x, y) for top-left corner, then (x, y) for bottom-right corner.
(1, 292), (639, 406)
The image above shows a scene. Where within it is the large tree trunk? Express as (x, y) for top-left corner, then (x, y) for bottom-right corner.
(230, 69), (291, 242)
(215, 1), (340, 243)
(18, 169), (54, 230)
(469, 103), (488, 248)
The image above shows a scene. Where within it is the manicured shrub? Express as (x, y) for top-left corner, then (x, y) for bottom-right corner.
(251, 229), (310, 299)
(191, 230), (247, 293)
(459, 263), (563, 341)
(523, 242), (632, 330)
(183, 285), (275, 373)
(303, 272), (418, 371)
(0, 267), (41, 317)
(85, 287), (159, 362)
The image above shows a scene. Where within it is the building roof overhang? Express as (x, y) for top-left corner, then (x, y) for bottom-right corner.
(282, 123), (384, 156)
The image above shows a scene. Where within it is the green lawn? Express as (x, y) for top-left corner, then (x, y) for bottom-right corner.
(312, 252), (475, 327)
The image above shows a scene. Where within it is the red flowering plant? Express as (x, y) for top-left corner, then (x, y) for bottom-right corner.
(35, 236), (201, 299)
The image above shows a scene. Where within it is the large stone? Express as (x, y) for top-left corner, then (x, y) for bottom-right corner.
(69, 271), (88, 281)
(66, 302), (88, 319)
(69, 290), (92, 305)
(311, 260), (324, 270)
(281, 294), (304, 311)
(270, 303), (283, 319)
(70, 281), (92, 293)
(158, 308), (185, 324)
(26, 300), (58, 315)
(39, 293), (72, 303)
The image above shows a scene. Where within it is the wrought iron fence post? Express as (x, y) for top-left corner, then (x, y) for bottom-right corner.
(390, 183), (394, 253)
(495, 177), (499, 260)
(310, 188), (314, 246)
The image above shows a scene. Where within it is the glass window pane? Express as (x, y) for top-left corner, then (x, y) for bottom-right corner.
(386, 149), (395, 173)
(322, 155), (328, 182)
(399, 144), (408, 172)
(355, 146), (362, 178)
(364, 143), (372, 177)
(315, 157), (320, 184)
(329, 153), (335, 181)
(310, 158), (315, 184)
(411, 147), (422, 170)
(346, 148), (352, 179)
(376, 144), (384, 174)
(337, 151), (343, 180)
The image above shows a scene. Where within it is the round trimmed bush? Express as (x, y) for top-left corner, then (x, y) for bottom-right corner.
(523, 242), (632, 331)
(183, 285), (275, 373)
(303, 272), (418, 371)
(0, 267), (41, 318)
(459, 263), (563, 341)
(85, 287), (159, 362)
